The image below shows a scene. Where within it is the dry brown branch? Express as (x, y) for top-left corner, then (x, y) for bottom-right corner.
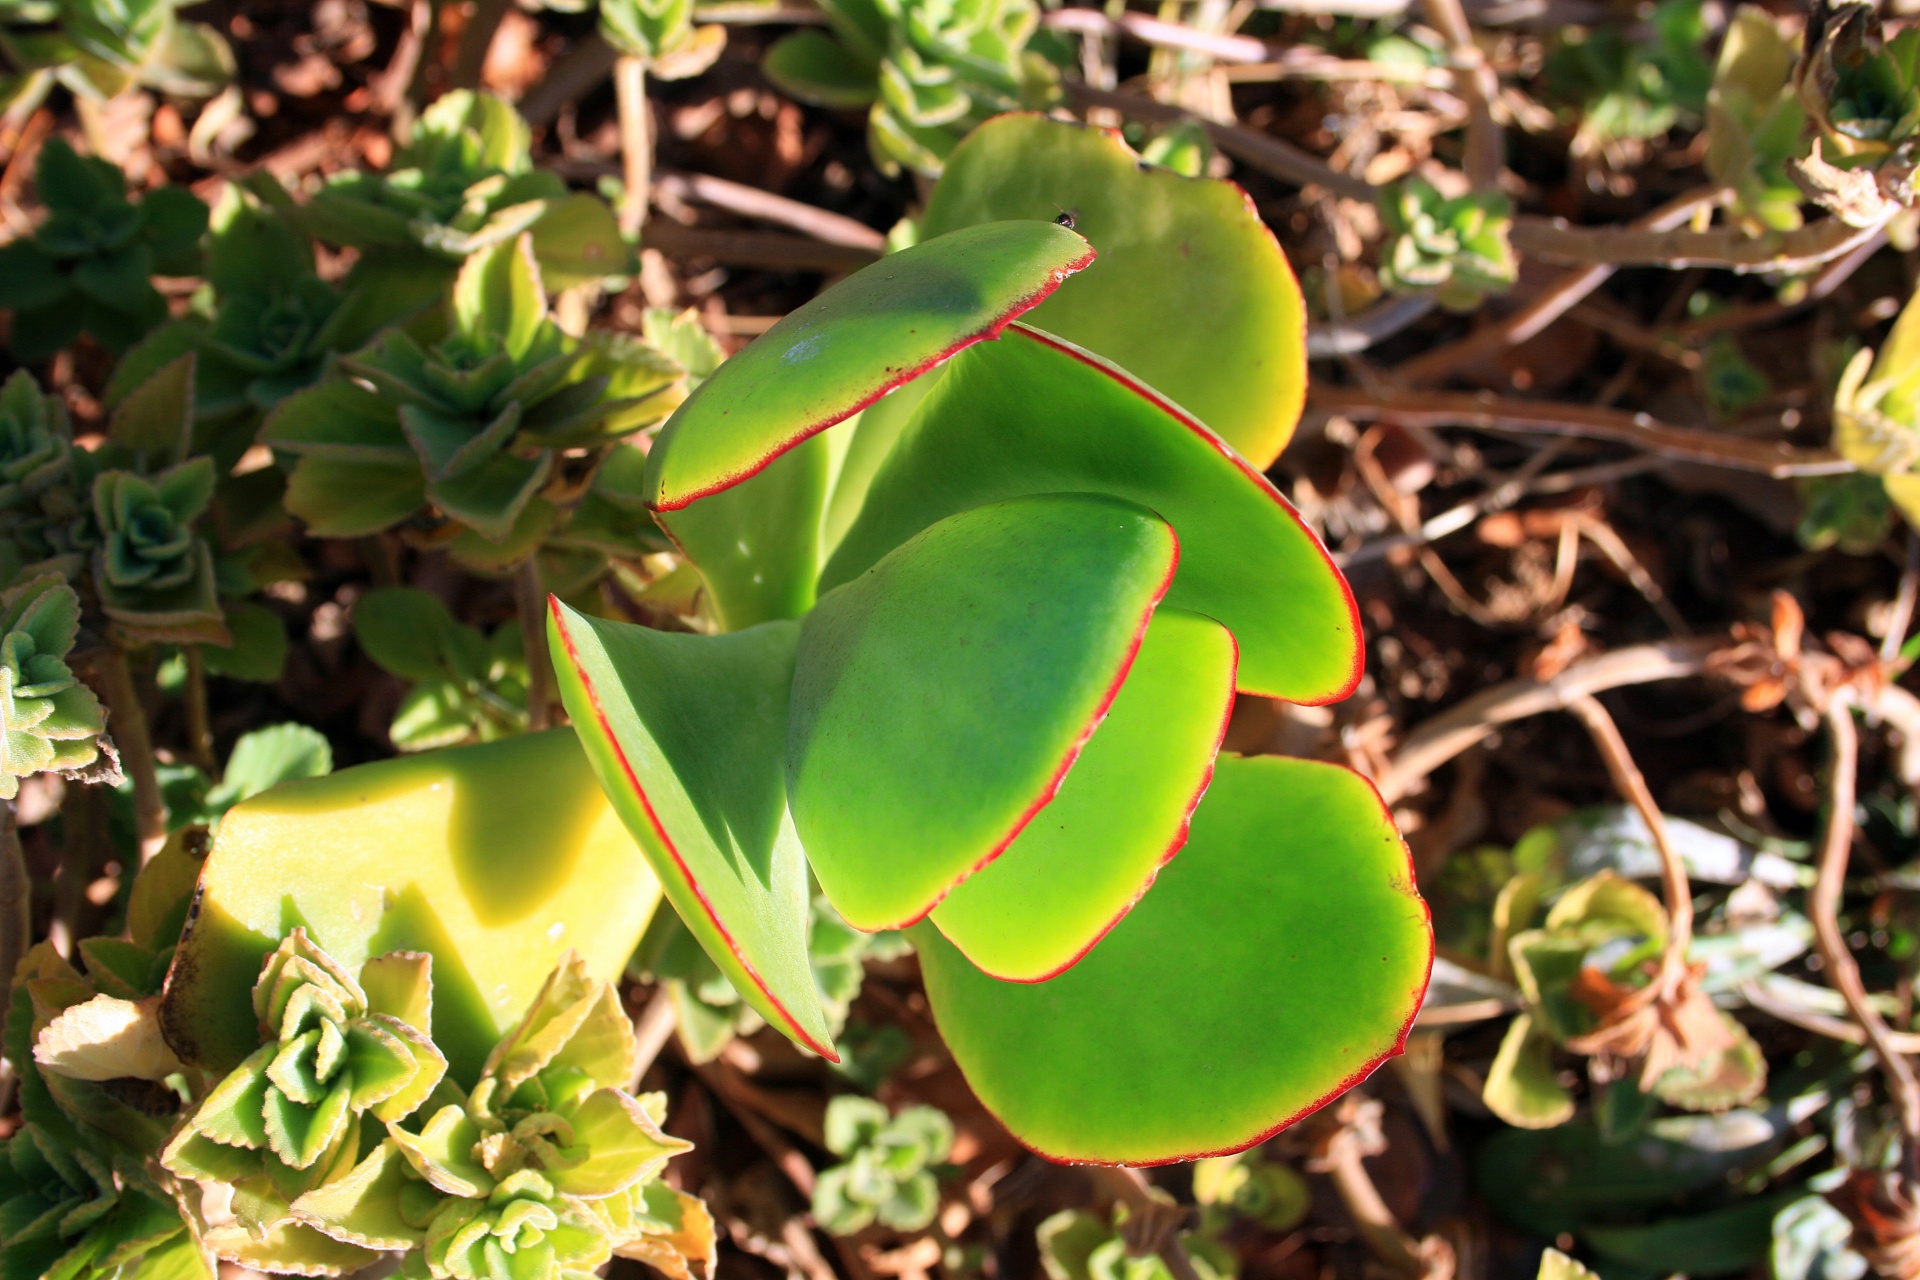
(1304, 1096), (1454, 1280)
(1740, 978), (1920, 1053)
(1812, 696), (1920, 1168)
(1309, 296), (1437, 357)
(1310, 384), (1849, 477)
(627, 987), (679, 1092)
(1509, 211), (1891, 274)
(1420, 0), (1501, 188)
(1089, 1166), (1208, 1280)
(642, 221), (882, 272)
(1045, 9), (1272, 62)
(1377, 637), (1719, 803)
(654, 171), (887, 251)
(1068, 85), (1377, 201)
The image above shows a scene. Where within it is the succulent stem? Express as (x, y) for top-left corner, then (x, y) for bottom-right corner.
(97, 644), (166, 864)
(184, 646), (215, 774)
(0, 799), (25, 1013)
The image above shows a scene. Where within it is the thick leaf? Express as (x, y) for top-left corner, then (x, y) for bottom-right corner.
(656, 432), (832, 630)
(792, 494), (1177, 931)
(914, 754), (1431, 1165)
(929, 608), (1236, 981)
(1481, 1013), (1575, 1129)
(921, 115), (1308, 468)
(822, 325), (1358, 702)
(643, 220), (1093, 511)
(763, 30), (881, 108)
(548, 603), (834, 1059)
(160, 730), (660, 1083)
(284, 458), (427, 538)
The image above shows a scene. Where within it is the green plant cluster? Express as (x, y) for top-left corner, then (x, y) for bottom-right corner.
(763, 0), (1062, 175)
(1546, 0), (1712, 155)
(0, 0), (231, 119)
(0, 139), (207, 359)
(1376, 177), (1516, 310)
(811, 1096), (953, 1235)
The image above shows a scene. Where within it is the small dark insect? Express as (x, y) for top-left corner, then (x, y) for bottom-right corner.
(1054, 210), (1078, 229)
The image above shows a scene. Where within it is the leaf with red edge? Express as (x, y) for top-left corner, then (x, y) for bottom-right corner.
(821, 325), (1359, 703)
(929, 607), (1236, 982)
(914, 753), (1432, 1166)
(921, 114), (1309, 469)
(548, 602), (836, 1059)
(790, 493), (1177, 932)
(642, 220), (1093, 512)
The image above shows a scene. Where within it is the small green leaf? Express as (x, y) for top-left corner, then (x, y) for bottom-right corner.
(642, 220), (1093, 511)
(354, 588), (457, 683)
(762, 30), (881, 108)
(1481, 1013), (1575, 1129)
(200, 602), (288, 683)
(791, 494), (1176, 931)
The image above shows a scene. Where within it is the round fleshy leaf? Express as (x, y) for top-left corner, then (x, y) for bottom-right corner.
(920, 114), (1308, 468)
(643, 220), (1094, 511)
(822, 325), (1358, 703)
(161, 730), (660, 1083)
(915, 753), (1432, 1165)
(929, 608), (1236, 982)
(549, 602), (836, 1059)
(791, 493), (1177, 932)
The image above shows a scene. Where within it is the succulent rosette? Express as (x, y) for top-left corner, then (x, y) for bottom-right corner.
(0, 573), (106, 798)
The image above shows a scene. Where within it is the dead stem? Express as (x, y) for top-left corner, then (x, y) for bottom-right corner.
(1883, 532), (1920, 664)
(1420, 0), (1501, 189)
(1510, 211), (1891, 274)
(514, 559), (553, 733)
(654, 171), (888, 251)
(627, 986), (679, 1091)
(1379, 637), (1719, 803)
(1812, 695), (1920, 1171)
(1068, 84), (1377, 201)
(1310, 384), (1849, 477)
(1304, 1096), (1450, 1280)
(451, 0), (513, 89)
(1567, 694), (1693, 972)
(641, 221), (881, 273)
(96, 645), (166, 865)
(616, 56), (652, 241)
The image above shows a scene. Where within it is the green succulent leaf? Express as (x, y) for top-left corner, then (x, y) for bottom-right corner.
(928, 607), (1235, 981)
(821, 325), (1359, 702)
(0, 573), (103, 800)
(919, 114), (1309, 468)
(914, 754), (1432, 1164)
(158, 730), (660, 1083)
(1481, 1012), (1577, 1130)
(642, 219), (1093, 512)
(792, 493), (1176, 932)
(548, 602), (834, 1059)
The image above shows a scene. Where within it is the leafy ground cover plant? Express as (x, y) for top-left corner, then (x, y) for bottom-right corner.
(550, 114), (1433, 1166)
(763, 0), (1060, 175)
(811, 1096), (952, 1234)
(0, 138), (206, 359)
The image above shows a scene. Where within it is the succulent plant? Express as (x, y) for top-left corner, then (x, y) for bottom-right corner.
(1482, 872), (1767, 1130)
(1704, 7), (1809, 236)
(0, 372), (100, 590)
(163, 931), (447, 1192)
(594, 0), (726, 75)
(1378, 177), (1518, 311)
(548, 115), (1432, 1166)
(1798, 0), (1920, 161)
(0, 139), (207, 360)
(262, 234), (679, 559)
(0, 572), (106, 800)
(1546, 0), (1712, 155)
(354, 586), (531, 751)
(284, 953), (707, 1280)
(251, 90), (627, 293)
(109, 187), (436, 471)
(811, 1096), (952, 1235)
(0, 0), (231, 118)
(1037, 1208), (1233, 1280)
(91, 457), (225, 645)
(1191, 1150), (1311, 1234)
(763, 0), (1060, 176)
(0, 369), (72, 509)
